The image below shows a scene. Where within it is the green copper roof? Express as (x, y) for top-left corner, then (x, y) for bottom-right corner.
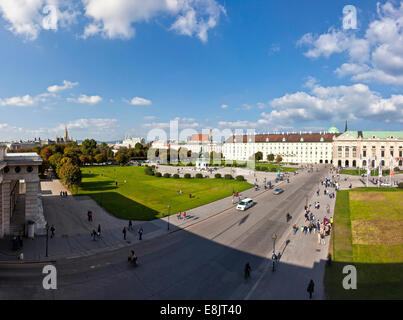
(328, 125), (340, 133)
(342, 131), (403, 139)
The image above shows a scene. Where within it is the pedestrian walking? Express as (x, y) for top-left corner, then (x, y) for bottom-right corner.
(97, 224), (101, 237)
(91, 229), (97, 241)
(50, 225), (55, 238)
(307, 280), (315, 299)
(128, 219), (133, 231)
(138, 227), (143, 240)
(244, 262), (251, 279)
(123, 226), (127, 240)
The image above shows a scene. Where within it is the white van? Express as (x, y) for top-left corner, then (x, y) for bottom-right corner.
(236, 198), (254, 211)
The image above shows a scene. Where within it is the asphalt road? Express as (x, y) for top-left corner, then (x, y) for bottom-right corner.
(0, 166), (328, 300)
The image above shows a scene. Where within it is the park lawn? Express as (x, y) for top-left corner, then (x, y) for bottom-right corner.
(325, 189), (403, 299)
(77, 166), (252, 221)
(252, 162), (299, 172)
(340, 169), (392, 176)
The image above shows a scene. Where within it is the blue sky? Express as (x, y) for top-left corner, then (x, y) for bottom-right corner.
(0, 0), (402, 142)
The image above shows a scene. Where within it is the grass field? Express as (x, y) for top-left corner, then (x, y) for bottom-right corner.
(77, 166), (252, 220)
(325, 188), (403, 299)
(340, 169), (394, 176)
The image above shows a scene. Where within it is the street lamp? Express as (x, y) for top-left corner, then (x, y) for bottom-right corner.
(45, 223), (49, 257)
(272, 233), (277, 252)
(167, 205), (171, 231)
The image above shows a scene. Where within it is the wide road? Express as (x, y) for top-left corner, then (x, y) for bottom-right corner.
(0, 166), (328, 300)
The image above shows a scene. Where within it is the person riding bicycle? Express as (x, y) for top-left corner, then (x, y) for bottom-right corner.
(244, 262), (251, 279)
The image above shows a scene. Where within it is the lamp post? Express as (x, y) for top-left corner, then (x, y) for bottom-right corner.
(167, 205), (171, 231)
(45, 223), (49, 257)
(272, 233), (277, 252)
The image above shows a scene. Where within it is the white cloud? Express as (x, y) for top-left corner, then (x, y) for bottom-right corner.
(127, 96), (152, 106)
(67, 94), (102, 104)
(82, 0), (225, 42)
(144, 115), (157, 120)
(0, 94), (36, 107)
(221, 104), (228, 109)
(0, 0), (78, 40)
(47, 80), (78, 93)
(298, 1), (403, 86)
(218, 82), (403, 130)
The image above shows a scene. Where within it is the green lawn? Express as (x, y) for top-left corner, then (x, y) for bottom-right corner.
(340, 169), (394, 176)
(77, 166), (252, 220)
(325, 189), (403, 299)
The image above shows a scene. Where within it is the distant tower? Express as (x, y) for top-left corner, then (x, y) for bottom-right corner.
(64, 126), (69, 142)
(344, 120), (348, 132)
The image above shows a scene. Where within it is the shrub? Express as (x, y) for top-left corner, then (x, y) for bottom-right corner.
(224, 174), (233, 180)
(155, 172), (162, 177)
(195, 173), (203, 178)
(184, 173), (191, 179)
(236, 175), (245, 181)
(394, 167), (400, 172)
(270, 167), (277, 172)
(144, 167), (154, 176)
(173, 174), (180, 179)
(215, 173), (222, 179)
(163, 173), (171, 178)
(398, 182), (403, 189)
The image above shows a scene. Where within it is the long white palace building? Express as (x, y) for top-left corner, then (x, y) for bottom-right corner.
(162, 126), (403, 169)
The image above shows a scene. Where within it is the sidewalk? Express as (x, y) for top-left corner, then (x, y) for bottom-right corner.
(241, 168), (337, 300)
(0, 174), (289, 262)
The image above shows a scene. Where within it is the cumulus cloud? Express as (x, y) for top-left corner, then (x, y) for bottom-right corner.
(221, 104), (229, 109)
(47, 80), (78, 93)
(0, 94), (36, 107)
(298, 1), (403, 86)
(126, 96), (152, 106)
(0, 0), (78, 40)
(67, 94), (102, 104)
(217, 82), (403, 130)
(82, 0), (225, 42)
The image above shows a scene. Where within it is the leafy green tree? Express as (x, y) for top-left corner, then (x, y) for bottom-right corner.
(56, 157), (73, 177)
(255, 151), (263, 161)
(275, 155), (283, 163)
(81, 139), (97, 156)
(48, 153), (63, 171)
(59, 162), (82, 192)
(267, 153), (275, 162)
(115, 149), (129, 164)
(94, 153), (106, 164)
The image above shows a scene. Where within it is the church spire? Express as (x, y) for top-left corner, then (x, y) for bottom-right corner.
(344, 120), (348, 132)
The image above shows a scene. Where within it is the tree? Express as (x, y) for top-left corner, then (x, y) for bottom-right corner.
(40, 147), (53, 161)
(267, 153), (275, 162)
(115, 149), (129, 164)
(94, 153), (106, 164)
(275, 155), (283, 163)
(59, 162), (82, 192)
(81, 139), (97, 156)
(79, 154), (88, 165)
(56, 157), (73, 177)
(48, 153), (63, 171)
(255, 151), (263, 161)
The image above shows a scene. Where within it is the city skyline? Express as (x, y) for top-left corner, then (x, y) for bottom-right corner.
(1, 0), (403, 142)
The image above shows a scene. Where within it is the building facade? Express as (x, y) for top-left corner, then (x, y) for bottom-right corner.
(0, 145), (46, 238)
(222, 132), (339, 164)
(333, 131), (403, 169)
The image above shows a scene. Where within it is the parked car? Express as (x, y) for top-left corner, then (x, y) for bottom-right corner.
(236, 198), (254, 211)
(273, 188), (284, 195)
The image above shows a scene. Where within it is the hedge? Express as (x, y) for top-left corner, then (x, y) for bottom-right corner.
(215, 173), (222, 179)
(184, 173), (192, 179)
(155, 172), (162, 177)
(144, 167), (154, 176)
(195, 173), (203, 178)
(224, 174), (233, 180)
(236, 175), (245, 181)
(163, 173), (171, 178)
(173, 174), (180, 179)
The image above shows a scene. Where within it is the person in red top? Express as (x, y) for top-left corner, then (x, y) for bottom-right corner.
(183, 212), (186, 219)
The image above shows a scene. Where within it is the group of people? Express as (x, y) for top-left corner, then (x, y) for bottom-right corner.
(123, 225), (144, 240)
(177, 211), (187, 220)
(59, 191), (68, 197)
